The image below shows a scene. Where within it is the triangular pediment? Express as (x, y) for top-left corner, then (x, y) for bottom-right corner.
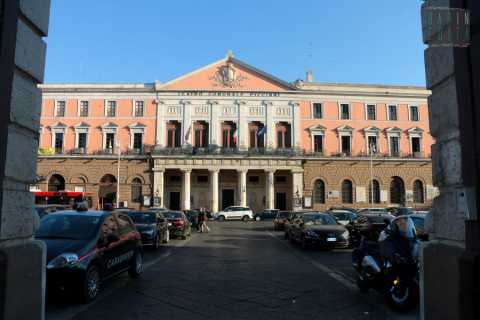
(385, 126), (402, 132)
(128, 122), (146, 128)
(309, 124), (326, 131)
(101, 122), (118, 128)
(363, 126), (380, 132)
(407, 126), (424, 133)
(336, 125), (354, 132)
(158, 52), (295, 92)
(50, 122), (67, 128)
(74, 122), (90, 128)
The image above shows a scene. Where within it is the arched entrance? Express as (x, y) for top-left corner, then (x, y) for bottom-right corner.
(390, 176), (405, 205)
(48, 174), (65, 191)
(99, 174), (117, 208)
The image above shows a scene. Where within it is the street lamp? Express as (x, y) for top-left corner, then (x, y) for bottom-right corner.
(116, 140), (121, 208)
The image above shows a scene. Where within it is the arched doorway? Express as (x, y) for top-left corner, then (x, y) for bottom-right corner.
(48, 174), (65, 191)
(368, 179), (381, 204)
(313, 179), (325, 204)
(341, 179), (353, 204)
(390, 176), (405, 205)
(99, 174), (117, 208)
(413, 180), (424, 203)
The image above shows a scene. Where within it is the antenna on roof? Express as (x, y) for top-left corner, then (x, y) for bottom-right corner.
(226, 50), (234, 60)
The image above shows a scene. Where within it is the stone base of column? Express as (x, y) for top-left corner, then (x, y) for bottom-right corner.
(0, 239), (45, 320)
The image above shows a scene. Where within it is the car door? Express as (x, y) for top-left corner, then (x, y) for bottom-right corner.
(114, 213), (138, 271)
(97, 214), (123, 276)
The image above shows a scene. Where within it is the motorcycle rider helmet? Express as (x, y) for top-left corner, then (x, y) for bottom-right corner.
(391, 216), (417, 239)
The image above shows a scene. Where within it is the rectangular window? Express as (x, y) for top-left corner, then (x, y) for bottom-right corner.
(366, 104), (376, 120)
(106, 101), (117, 117)
(222, 129), (230, 148)
(79, 101), (89, 117)
(105, 133), (115, 149)
(133, 133), (143, 150)
(412, 137), (421, 154)
(167, 129), (174, 148)
(277, 131), (284, 149)
(134, 101), (144, 117)
(390, 136), (400, 157)
(313, 103), (322, 119)
(248, 176), (259, 183)
(131, 185), (142, 203)
(410, 106), (419, 121)
(313, 135), (323, 153)
(56, 101), (66, 117)
(341, 136), (351, 156)
(54, 132), (64, 153)
(78, 132), (87, 149)
(197, 176), (208, 183)
(340, 104), (350, 119)
(367, 136), (378, 154)
(195, 129), (202, 147)
(388, 105), (398, 121)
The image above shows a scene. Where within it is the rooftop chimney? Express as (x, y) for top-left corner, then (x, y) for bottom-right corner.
(306, 70), (313, 82)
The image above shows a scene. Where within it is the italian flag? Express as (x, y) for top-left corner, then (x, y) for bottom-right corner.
(232, 128), (238, 144)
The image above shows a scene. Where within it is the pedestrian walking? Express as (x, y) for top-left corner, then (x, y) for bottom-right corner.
(198, 208), (205, 233)
(199, 208), (210, 233)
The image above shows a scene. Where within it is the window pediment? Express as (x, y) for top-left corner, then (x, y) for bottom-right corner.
(309, 124), (326, 133)
(385, 126), (402, 133)
(336, 125), (353, 132)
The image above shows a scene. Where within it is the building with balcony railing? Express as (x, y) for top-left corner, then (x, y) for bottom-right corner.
(35, 52), (435, 211)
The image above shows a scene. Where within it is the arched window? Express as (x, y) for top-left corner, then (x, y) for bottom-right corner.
(413, 180), (424, 203)
(73, 176), (87, 192)
(48, 174), (65, 191)
(341, 180), (353, 204)
(367, 180), (381, 204)
(390, 176), (405, 204)
(131, 178), (143, 203)
(313, 179), (325, 204)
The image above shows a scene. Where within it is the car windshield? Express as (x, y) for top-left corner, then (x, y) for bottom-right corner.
(128, 212), (156, 224)
(303, 214), (337, 225)
(163, 211), (182, 219)
(35, 214), (101, 240)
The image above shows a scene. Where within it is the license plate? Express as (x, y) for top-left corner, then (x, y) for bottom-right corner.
(327, 237), (337, 242)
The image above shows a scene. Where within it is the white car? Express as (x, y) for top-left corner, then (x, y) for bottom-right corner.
(215, 206), (253, 221)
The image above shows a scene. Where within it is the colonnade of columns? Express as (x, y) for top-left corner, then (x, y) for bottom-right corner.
(152, 167), (303, 213)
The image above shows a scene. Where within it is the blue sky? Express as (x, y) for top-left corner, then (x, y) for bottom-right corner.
(45, 0), (426, 86)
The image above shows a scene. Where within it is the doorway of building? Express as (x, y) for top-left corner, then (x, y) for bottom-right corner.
(169, 192), (181, 210)
(99, 174), (117, 209)
(275, 192), (287, 210)
(222, 189), (235, 209)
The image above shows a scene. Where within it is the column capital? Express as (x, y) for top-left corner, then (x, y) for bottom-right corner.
(237, 168), (248, 174)
(181, 168), (192, 173)
(153, 167), (165, 173)
(209, 168), (220, 173)
(265, 169), (276, 174)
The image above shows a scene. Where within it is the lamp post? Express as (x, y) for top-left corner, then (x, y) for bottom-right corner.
(116, 140), (121, 208)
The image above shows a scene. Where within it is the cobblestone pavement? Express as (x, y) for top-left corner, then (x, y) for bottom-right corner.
(46, 221), (418, 320)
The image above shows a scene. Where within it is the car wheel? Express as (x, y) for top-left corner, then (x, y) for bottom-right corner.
(82, 265), (100, 303)
(128, 251), (143, 279)
(242, 215), (249, 222)
(218, 215), (225, 222)
(255, 215), (261, 221)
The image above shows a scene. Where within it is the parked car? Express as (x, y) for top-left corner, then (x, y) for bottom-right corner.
(348, 213), (395, 247)
(273, 211), (290, 231)
(127, 211), (169, 249)
(162, 210), (192, 239)
(35, 204), (70, 218)
(328, 206), (357, 213)
(36, 209), (143, 303)
(358, 208), (389, 215)
(215, 206), (253, 221)
(288, 212), (350, 249)
(387, 207), (415, 216)
(327, 209), (358, 226)
(254, 209), (279, 221)
(284, 210), (315, 239)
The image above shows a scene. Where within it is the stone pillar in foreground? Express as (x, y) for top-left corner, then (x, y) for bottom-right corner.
(421, 1), (480, 319)
(0, 1), (51, 319)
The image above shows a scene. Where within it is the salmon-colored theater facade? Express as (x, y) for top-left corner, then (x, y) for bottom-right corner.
(36, 53), (434, 211)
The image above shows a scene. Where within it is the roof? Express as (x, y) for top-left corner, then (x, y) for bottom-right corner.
(54, 210), (108, 217)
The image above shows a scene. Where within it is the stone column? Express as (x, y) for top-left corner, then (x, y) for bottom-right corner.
(182, 169), (191, 210)
(153, 169), (164, 207)
(209, 169), (219, 213)
(292, 170), (304, 210)
(421, 2), (479, 320)
(0, 1), (51, 319)
(238, 169), (247, 207)
(265, 169), (275, 209)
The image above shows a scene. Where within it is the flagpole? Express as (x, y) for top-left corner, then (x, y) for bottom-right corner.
(116, 140), (121, 208)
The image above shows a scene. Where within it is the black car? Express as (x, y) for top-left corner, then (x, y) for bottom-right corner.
(163, 210), (192, 239)
(128, 211), (169, 249)
(288, 212), (350, 249)
(254, 209), (279, 221)
(36, 210), (143, 302)
(35, 204), (70, 218)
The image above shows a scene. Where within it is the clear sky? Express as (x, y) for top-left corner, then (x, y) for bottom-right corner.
(45, 0), (426, 86)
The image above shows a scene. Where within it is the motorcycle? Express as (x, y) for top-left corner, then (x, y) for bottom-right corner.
(352, 216), (420, 311)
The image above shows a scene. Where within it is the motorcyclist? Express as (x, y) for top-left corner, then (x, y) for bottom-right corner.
(378, 216), (418, 263)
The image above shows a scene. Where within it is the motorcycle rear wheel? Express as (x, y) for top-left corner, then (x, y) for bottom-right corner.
(385, 279), (418, 311)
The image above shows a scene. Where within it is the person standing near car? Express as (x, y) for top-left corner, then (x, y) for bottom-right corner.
(200, 207), (210, 233)
(198, 208), (205, 233)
